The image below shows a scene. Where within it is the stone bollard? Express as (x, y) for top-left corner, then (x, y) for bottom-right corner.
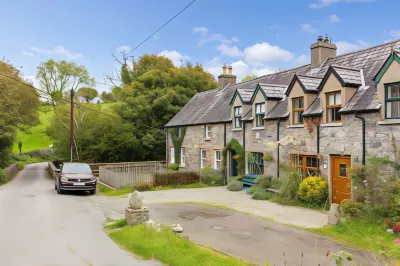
(328, 203), (340, 225)
(125, 190), (150, 226)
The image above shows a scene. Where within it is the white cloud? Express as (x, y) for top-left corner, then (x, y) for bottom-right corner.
(243, 42), (293, 66)
(252, 66), (276, 77)
(232, 37), (239, 43)
(301, 24), (318, 33)
(116, 46), (131, 53)
(294, 55), (309, 65)
(197, 33), (239, 47)
(29, 46), (83, 59)
(157, 50), (190, 66)
(192, 27), (208, 34)
(217, 44), (241, 57)
(336, 40), (370, 54)
(309, 0), (375, 9)
(389, 30), (400, 38)
(328, 14), (341, 23)
(22, 52), (34, 56)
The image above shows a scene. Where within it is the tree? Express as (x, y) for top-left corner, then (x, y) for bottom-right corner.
(100, 91), (116, 103)
(36, 59), (95, 109)
(77, 87), (98, 103)
(121, 64), (132, 85)
(242, 75), (257, 82)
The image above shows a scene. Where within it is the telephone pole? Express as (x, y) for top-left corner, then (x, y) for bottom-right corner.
(69, 89), (74, 162)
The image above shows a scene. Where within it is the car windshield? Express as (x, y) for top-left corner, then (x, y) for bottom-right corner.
(62, 164), (92, 174)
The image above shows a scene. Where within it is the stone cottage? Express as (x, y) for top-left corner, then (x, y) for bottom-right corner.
(165, 36), (400, 204)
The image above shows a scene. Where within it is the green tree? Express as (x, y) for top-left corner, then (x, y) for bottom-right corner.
(121, 64), (132, 85)
(242, 75), (257, 82)
(100, 91), (116, 103)
(36, 59), (95, 109)
(77, 87), (98, 103)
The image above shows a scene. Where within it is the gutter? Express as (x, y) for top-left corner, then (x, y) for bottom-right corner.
(311, 118), (321, 174)
(277, 118), (281, 178)
(355, 112), (366, 165)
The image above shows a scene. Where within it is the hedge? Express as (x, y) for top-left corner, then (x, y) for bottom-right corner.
(153, 171), (200, 186)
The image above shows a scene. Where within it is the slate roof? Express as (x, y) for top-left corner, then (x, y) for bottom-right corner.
(332, 66), (362, 86)
(242, 108), (253, 121)
(302, 96), (323, 117)
(259, 84), (287, 100)
(265, 99), (289, 120)
(237, 89), (255, 103)
(165, 40), (400, 127)
(297, 75), (322, 92)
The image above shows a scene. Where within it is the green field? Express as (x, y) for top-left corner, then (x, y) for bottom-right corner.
(13, 105), (54, 153)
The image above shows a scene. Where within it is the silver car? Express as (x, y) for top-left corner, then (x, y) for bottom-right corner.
(55, 163), (97, 194)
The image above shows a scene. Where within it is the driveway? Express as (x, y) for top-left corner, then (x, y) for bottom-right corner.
(0, 163), (159, 266)
(95, 186), (328, 228)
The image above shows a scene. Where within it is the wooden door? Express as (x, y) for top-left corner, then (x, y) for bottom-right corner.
(332, 156), (351, 204)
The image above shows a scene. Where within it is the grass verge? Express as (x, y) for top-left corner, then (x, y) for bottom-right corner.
(104, 218), (127, 229)
(268, 195), (328, 211)
(108, 224), (255, 266)
(310, 219), (400, 257)
(97, 183), (210, 196)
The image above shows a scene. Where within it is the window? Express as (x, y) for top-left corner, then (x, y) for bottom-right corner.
(214, 150), (221, 170)
(205, 125), (211, 138)
(234, 106), (242, 128)
(170, 147), (175, 164)
(292, 97), (304, 124)
(248, 152), (264, 175)
(180, 147), (185, 166)
(385, 83), (400, 119)
(255, 103), (265, 127)
(291, 154), (318, 178)
(200, 149), (207, 168)
(326, 92), (342, 122)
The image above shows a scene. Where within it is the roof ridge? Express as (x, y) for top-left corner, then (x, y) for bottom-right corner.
(259, 83), (288, 87)
(196, 89), (218, 95)
(297, 75), (323, 79)
(331, 65), (361, 71)
(332, 39), (400, 59)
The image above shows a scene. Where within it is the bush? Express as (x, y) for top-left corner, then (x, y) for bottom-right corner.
(247, 185), (257, 194)
(153, 171), (199, 186)
(279, 172), (301, 201)
(251, 187), (273, 200)
(227, 176), (239, 184)
(133, 183), (154, 191)
(255, 175), (272, 189)
(227, 180), (243, 191)
(167, 163), (179, 171)
(298, 176), (328, 204)
(341, 199), (364, 218)
(200, 166), (223, 186)
(270, 178), (282, 189)
(0, 168), (5, 182)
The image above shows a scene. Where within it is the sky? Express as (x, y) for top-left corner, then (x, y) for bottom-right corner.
(1, 0), (400, 93)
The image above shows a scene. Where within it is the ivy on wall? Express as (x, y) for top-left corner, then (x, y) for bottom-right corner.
(170, 127), (186, 165)
(222, 138), (245, 176)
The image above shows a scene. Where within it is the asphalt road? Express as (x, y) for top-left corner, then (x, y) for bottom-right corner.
(0, 163), (159, 266)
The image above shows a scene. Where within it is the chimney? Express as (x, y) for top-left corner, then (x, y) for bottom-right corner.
(310, 34), (337, 68)
(218, 65), (236, 90)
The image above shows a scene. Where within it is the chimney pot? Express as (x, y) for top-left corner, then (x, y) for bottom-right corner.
(317, 36), (323, 42)
(228, 66), (233, 75)
(324, 34), (330, 43)
(222, 65), (227, 74)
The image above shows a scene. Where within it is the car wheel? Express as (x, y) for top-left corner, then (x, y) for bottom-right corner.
(57, 182), (64, 195)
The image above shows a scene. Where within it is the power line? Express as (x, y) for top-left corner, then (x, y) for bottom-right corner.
(126, 0), (196, 55)
(0, 73), (164, 131)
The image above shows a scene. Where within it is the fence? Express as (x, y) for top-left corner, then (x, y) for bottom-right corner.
(99, 161), (166, 189)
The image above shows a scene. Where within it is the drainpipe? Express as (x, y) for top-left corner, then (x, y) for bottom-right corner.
(355, 112), (366, 165)
(311, 118), (320, 174)
(224, 123), (227, 184)
(242, 121), (246, 175)
(166, 128), (169, 167)
(277, 119), (281, 178)
(224, 123), (227, 147)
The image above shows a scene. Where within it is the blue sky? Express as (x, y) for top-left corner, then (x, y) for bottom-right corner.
(1, 0), (399, 92)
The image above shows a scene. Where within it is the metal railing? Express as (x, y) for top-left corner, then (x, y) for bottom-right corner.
(99, 161), (166, 189)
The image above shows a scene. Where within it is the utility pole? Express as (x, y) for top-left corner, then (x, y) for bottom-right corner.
(69, 89), (74, 162)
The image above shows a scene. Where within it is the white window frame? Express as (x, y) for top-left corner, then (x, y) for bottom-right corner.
(180, 147), (185, 166)
(234, 106), (242, 128)
(170, 147), (175, 164)
(200, 149), (206, 168)
(214, 150), (221, 170)
(205, 125), (211, 138)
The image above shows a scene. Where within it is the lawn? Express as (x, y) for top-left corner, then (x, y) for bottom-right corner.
(13, 105), (54, 152)
(97, 183), (209, 196)
(108, 224), (254, 266)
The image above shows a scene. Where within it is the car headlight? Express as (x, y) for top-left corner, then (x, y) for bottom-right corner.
(91, 177), (97, 182)
(61, 177), (68, 182)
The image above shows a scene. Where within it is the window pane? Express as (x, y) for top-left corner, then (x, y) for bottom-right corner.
(216, 151), (220, 160)
(328, 94), (335, 105)
(328, 108), (334, 122)
(299, 156), (303, 166)
(256, 104), (261, 113)
(335, 93), (341, 105)
(261, 103), (265, 113)
(201, 150), (206, 158)
(389, 85), (400, 98)
(238, 107), (242, 115)
(335, 107), (341, 121)
(294, 99), (299, 109)
(299, 98), (304, 108)
(387, 101), (400, 118)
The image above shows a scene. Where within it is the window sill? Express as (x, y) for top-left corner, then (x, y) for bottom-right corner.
(378, 119), (400, 125)
(204, 137), (211, 141)
(286, 125), (304, 128)
(320, 122), (343, 127)
(179, 165), (185, 168)
(252, 127), (265, 131)
(231, 128), (242, 132)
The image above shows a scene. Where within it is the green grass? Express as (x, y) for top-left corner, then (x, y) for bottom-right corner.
(104, 218), (127, 229)
(268, 195), (328, 211)
(97, 183), (210, 196)
(108, 224), (255, 266)
(13, 105), (54, 152)
(311, 219), (400, 257)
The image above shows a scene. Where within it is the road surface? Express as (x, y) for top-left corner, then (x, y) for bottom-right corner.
(0, 163), (158, 266)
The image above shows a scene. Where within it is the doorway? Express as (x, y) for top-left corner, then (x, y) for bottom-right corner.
(230, 150), (238, 177)
(331, 156), (351, 204)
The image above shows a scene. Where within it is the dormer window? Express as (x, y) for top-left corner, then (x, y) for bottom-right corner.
(292, 97), (304, 124)
(326, 91), (342, 122)
(255, 103), (265, 127)
(234, 106), (242, 128)
(386, 83), (400, 119)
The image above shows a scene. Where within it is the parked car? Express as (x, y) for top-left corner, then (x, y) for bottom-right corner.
(55, 163), (97, 195)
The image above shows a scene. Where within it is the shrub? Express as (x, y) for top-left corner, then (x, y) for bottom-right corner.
(167, 163), (179, 171)
(255, 175), (272, 189)
(270, 178), (282, 189)
(279, 171), (301, 201)
(227, 180), (243, 191)
(247, 185), (257, 194)
(200, 166), (223, 186)
(251, 187), (273, 200)
(393, 222), (400, 234)
(298, 176), (328, 204)
(341, 199), (364, 218)
(263, 152), (274, 162)
(153, 172), (199, 186)
(133, 183), (154, 191)
(0, 168), (5, 182)
(227, 176), (240, 183)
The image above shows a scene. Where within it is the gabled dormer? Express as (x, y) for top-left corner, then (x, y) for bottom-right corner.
(374, 51), (400, 120)
(229, 88), (254, 130)
(286, 74), (321, 125)
(317, 65), (362, 123)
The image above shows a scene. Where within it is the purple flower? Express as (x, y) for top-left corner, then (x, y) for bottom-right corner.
(394, 239), (400, 244)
